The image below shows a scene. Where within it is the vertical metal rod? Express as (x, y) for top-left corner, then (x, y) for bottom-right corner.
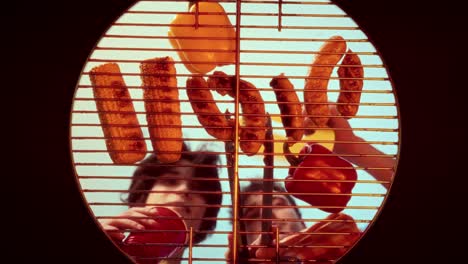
(225, 141), (248, 255)
(278, 0), (283, 31)
(195, 1), (199, 29)
(275, 226), (280, 263)
(232, 0), (242, 263)
(188, 1), (196, 9)
(261, 115), (274, 245)
(189, 227), (193, 264)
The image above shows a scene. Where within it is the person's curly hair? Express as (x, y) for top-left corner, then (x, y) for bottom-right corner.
(121, 143), (222, 244)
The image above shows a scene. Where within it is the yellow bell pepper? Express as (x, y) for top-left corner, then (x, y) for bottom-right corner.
(168, 2), (236, 74)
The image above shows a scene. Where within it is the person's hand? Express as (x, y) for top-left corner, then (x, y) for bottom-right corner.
(99, 207), (159, 241)
(254, 214), (361, 262)
(303, 104), (356, 141)
(327, 105), (356, 142)
(326, 104), (362, 158)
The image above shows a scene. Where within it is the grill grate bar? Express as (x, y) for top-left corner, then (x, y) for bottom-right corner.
(94, 46), (378, 55)
(113, 22), (358, 31)
(104, 34), (369, 42)
(72, 110), (397, 119)
(76, 85), (392, 93)
(81, 71), (387, 80)
(87, 58), (384, 68)
(78, 176), (392, 184)
(71, 123), (398, 132)
(140, 0), (333, 5)
(73, 98), (395, 106)
(127, 10), (348, 17)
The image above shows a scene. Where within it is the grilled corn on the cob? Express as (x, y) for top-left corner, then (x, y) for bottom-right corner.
(140, 57), (182, 163)
(89, 63), (147, 164)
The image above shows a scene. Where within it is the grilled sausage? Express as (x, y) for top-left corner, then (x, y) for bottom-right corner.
(337, 49), (364, 118)
(186, 76), (233, 140)
(270, 74), (305, 145)
(140, 56), (182, 163)
(89, 63), (147, 164)
(238, 78), (267, 155)
(304, 36), (347, 127)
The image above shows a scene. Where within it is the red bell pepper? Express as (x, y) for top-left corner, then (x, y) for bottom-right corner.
(284, 143), (357, 213)
(121, 207), (187, 263)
